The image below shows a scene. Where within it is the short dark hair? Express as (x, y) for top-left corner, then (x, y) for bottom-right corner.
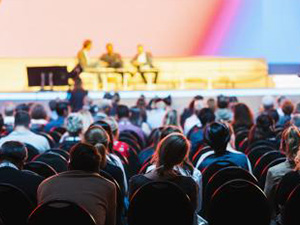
(69, 143), (101, 172)
(14, 111), (31, 128)
(15, 103), (30, 113)
(0, 141), (27, 162)
(30, 104), (47, 120)
(160, 125), (182, 140)
(197, 108), (216, 127)
(56, 101), (69, 117)
(116, 105), (129, 119)
(49, 100), (57, 111)
(217, 95), (229, 109)
(204, 122), (230, 154)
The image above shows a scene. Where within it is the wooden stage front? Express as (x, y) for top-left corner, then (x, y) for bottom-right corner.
(0, 57), (273, 92)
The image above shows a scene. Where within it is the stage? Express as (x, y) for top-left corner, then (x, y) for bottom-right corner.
(0, 57), (272, 92)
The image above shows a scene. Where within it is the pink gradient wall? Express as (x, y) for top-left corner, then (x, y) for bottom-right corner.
(0, 0), (220, 57)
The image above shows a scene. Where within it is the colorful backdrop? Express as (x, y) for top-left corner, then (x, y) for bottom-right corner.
(0, 0), (299, 62)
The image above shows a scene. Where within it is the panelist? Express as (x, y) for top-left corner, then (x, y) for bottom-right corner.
(77, 39), (94, 69)
(131, 44), (158, 84)
(100, 43), (123, 68)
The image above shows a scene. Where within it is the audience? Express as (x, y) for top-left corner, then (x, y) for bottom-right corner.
(214, 95), (233, 122)
(261, 95), (275, 113)
(0, 141), (43, 204)
(196, 122), (251, 172)
(30, 103), (48, 132)
(45, 101), (70, 132)
(0, 111), (50, 152)
(232, 103), (254, 132)
(38, 143), (117, 225)
(3, 102), (15, 127)
(277, 99), (294, 126)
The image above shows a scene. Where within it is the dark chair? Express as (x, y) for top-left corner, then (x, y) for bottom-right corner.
(247, 146), (275, 166)
(0, 183), (34, 225)
(51, 127), (67, 135)
(24, 161), (57, 178)
(28, 200), (96, 225)
(123, 147), (141, 179)
(119, 137), (141, 153)
(258, 157), (286, 188)
(128, 181), (194, 225)
(37, 132), (56, 148)
(138, 160), (151, 174)
(146, 127), (162, 147)
(119, 131), (138, 142)
(24, 143), (40, 162)
(235, 130), (249, 150)
(200, 160), (237, 187)
(208, 179), (271, 225)
(33, 152), (68, 173)
(282, 184), (300, 225)
(247, 140), (277, 153)
(48, 131), (62, 144)
(192, 145), (212, 167)
(59, 140), (79, 152)
(99, 170), (125, 225)
(204, 166), (258, 217)
(253, 151), (285, 179)
(46, 148), (70, 161)
(239, 138), (249, 152)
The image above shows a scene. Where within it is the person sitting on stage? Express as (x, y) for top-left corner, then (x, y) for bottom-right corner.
(131, 44), (158, 84)
(100, 43), (123, 69)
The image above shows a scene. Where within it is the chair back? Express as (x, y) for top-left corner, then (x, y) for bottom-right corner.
(208, 179), (271, 225)
(24, 144), (40, 162)
(0, 183), (34, 225)
(128, 181), (194, 225)
(46, 148), (70, 161)
(24, 161), (57, 178)
(33, 152), (68, 172)
(28, 200), (96, 225)
(282, 184), (300, 225)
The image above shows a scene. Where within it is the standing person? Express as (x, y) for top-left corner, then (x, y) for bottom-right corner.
(77, 39), (93, 69)
(67, 79), (88, 112)
(131, 44), (158, 84)
(37, 143), (117, 225)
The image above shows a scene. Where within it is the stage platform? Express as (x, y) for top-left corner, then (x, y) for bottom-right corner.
(0, 57), (273, 92)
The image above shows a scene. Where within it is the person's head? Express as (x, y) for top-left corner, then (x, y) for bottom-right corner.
(4, 103), (15, 117)
(78, 109), (94, 133)
(217, 95), (229, 109)
(48, 100), (57, 112)
(83, 39), (92, 51)
(204, 122), (230, 154)
(137, 44), (144, 54)
(103, 117), (119, 139)
(232, 103), (254, 128)
(0, 141), (27, 169)
(159, 125), (182, 141)
(90, 120), (114, 152)
(30, 104), (47, 120)
(282, 100), (294, 116)
(106, 43), (114, 54)
(14, 111), (31, 128)
(84, 125), (110, 151)
(248, 113), (275, 143)
(292, 114), (300, 128)
(98, 100), (112, 115)
(69, 143), (101, 173)
(280, 125), (300, 161)
(112, 92), (120, 104)
(267, 109), (280, 124)
(262, 95), (275, 111)
(256, 113), (275, 131)
(154, 133), (190, 176)
(277, 96), (287, 108)
(163, 110), (178, 126)
(188, 95), (204, 112)
(66, 113), (83, 136)
(56, 101), (70, 117)
(130, 107), (144, 127)
(196, 108), (216, 127)
(15, 103), (30, 113)
(207, 98), (216, 112)
(73, 78), (84, 90)
(116, 105), (129, 120)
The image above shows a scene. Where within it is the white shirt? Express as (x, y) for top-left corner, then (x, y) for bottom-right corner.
(0, 127), (50, 153)
(184, 114), (202, 136)
(137, 52), (147, 64)
(146, 109), (166, 129)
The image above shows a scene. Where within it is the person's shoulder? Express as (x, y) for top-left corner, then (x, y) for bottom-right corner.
(268, 161), (287, 175)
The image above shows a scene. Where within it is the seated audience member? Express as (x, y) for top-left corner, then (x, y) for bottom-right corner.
(30, 103), (48, 132)
(3, 102), (15, 127)
(117, 105), (145, 143)
(264, 126), (300, 212)
(130, 107), (151, 137)
(100, 43), (123, 69)
(78, 109), (94, 133)
(38, 143), (116, 225)
(292, 114), (300, 128)
(130, 133), (199, 215)
(276, 96), (287, 118)
(67, 79), (88, 112)
(45, 101), (70, 132)
(108, 92), (120, 117)
(146, 98), (167, 129)
(267, 109), (280, 127)
(196, 122), (251, 172)
(0, 111), (50, 152)
(207, 98), (216, 113)
(260, 95), (275, 113)
(94, 100), (111, 121)
(180, 95), (204, 133)
(0, 141), (43, 204)
(231, 103), (254, 132)
(15, 103), (30, 113)
(248, 113), (277, 145)
(59, 113), (83, 151)
(84, 125), (127, 194)
(0, 114), (7, 136)
(277, 99), (294, 126)
(188, 108), (215, 154)
(163, 109), (179, 127)
(214, 95), (233, 122)
(48, 99), (58, 121)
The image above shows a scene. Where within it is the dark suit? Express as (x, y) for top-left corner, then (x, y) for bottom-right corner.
(0, 167), (44, 205)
